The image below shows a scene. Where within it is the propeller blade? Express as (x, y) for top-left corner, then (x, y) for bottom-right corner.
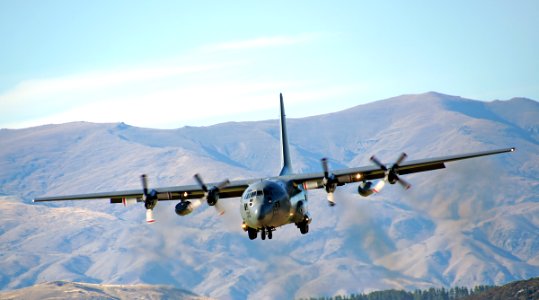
(392, 153), (410, 189)
(370, 155), (388, 171)
(191, 199), (203, 209)
(194, 174), (208, 192)
(122, 198), (137, 207)
(141, 174), (149, 197)
(321, 157), (338, 205)
(327, 192), (335, 206)
(369, 153), (412, 192)
(321, 158), (329, 179)
(193, 174), (229, 215)
(372, 179), (387, 193)
(397, 177), (411, 190)
(141, 175), (158, 223)
(217, 179), (230, 190)
(395, 152), (407, 166)
(215, 202), (226, 215)
(215, 179), (229, 215)
(146, 209), (155, 223)
(372, 180), (386, 193)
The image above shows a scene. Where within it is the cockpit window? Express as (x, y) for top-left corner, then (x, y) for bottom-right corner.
(244, 190), (263, 200)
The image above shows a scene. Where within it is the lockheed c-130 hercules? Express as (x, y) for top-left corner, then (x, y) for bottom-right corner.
(34, 94), (515, 240)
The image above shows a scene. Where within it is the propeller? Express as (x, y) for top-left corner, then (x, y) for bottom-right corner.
(321, 158), (338, 206)
(194, 173), (230, 215)
(141, 174), (158, 223)
(370, 152), (411, 190)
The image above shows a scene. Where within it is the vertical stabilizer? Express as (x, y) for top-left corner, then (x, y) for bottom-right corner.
(279, 93), (293, 175)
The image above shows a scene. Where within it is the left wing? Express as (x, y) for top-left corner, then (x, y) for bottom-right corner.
(34, 176), (254, 222)
(283, 148), (515, 197)
(34, 179), (253, 203)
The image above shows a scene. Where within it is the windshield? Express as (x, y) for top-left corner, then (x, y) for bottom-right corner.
(243, 190), (263, 199)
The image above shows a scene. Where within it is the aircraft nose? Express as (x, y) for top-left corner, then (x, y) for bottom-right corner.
(256, 203), (272, 223)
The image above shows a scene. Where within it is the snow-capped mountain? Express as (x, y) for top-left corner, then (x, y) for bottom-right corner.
(0, 92), (537, 299)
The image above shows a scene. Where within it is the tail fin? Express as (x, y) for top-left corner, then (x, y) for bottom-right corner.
(279, 93), (293, 175)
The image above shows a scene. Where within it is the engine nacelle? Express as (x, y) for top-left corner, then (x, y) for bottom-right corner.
(358, 180), (386, 197)
(302, 180), (322, 190)
(175, 201), (194, 216)
(358, 181), (374, 197)
(175, 201), (193, 216)
(121, 197), (138, 206)
(175, 199), (203, 216)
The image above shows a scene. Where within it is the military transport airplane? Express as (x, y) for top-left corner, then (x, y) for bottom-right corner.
(34, 94), (515, 240)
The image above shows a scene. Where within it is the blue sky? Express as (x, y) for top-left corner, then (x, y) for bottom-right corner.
(1, 1), (538, 129)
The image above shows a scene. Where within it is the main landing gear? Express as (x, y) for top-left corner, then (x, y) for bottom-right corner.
(247, 227), (257, 240)
(296, 215), (310, 235)
(245, 225), (274, 240)
(297, 221), (309, 234)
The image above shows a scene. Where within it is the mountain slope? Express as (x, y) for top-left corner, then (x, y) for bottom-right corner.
(0, 281), (209, 300)
(0, 92), (537, 299)
(464, 277), (539, 300)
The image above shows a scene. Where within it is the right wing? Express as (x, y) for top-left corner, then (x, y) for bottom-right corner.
(281, 147), (516, 190)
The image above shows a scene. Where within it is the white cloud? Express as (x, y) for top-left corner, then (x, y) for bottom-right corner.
(1, 76), (360, 129)
(0, 67), (306, 129)
(0, 33), (366, 129)
(1, 62), (236, 110)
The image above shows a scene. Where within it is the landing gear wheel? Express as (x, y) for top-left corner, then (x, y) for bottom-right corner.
(247, 227), (257, 240)
(268, 229), (273, 240)
(299, 222), (309, 234)
(261, 228), (266, 240)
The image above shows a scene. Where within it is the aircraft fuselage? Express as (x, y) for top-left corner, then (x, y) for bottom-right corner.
(239, 179), (310, 239)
